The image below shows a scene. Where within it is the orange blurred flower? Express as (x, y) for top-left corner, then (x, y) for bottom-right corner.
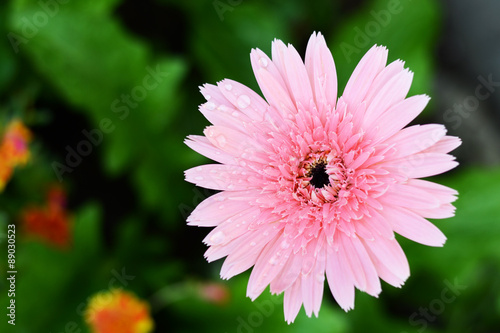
(21, 185), (72, 249)
(85, 289), (154, 333)
(0, 119), (32, 191)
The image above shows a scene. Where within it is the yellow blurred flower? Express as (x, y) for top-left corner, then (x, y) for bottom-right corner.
(0, 119), (32, 191)
(85, 289), (154, 333)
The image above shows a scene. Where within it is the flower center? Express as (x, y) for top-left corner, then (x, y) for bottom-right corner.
(308, 160), (329, 189)
(292, 150), (347, 205)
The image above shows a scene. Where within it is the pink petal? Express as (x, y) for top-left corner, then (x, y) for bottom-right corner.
(270, 250), (303, 295)
(406, 179), (458, 204)
(204, 125), (267, 164)
(283, 43), (314, 110)
(247, 234), (291, 300)
(284, 278), (303, 324)
(271, 38), (289, 85)
(250, 48), (288, 96)
(220, 223), (280, 279)
(185, 164), (260, 191)
(325, 239), (355, 311)
(187, 191), (252, 227)
(384, 124), (447, 159)
(381, 183), (440, 210)
(184, 135), (235, 164)
(382, 205), (447, 247)
(364, 60), (405, 103)
(362, 209), (394, 239)
(255, 67), (296, 116)
(342, 45), (388, 106)
(203, 208), (261, 246)
(305, 32), (338, 111)
(411, 203), (456, 219)
(362, 68), (414, 129)
(339, 235), (381, 296)
(362, 238), (405, 287)
(216, 79), (268, 121)
(390, 152), (458, 178)
(361, 236), (410, 282)
(422, 135), (462, 154)
(370, 94), (430, 140)
(303, 245), (326, 317)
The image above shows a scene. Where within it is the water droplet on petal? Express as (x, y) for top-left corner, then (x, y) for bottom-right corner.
(205, 102), (216, 110)
(232, 111), (239, 117)
(218, 204), (224, 209)
(210, 231), (225, 245)
(269, 256), (278, 265)
(280, 240), (290, 249)
(195, 176), (203, 181)
(315, 273), (325, 283)
(250, 241), (256, 246)
(263, 231), (269, 236)
(239, 160), (247, 167)
(258, 57), (268, 68)
(225, 83), (233, 91)
(215, 135), (227, 147)
(237, 95), (251, 109)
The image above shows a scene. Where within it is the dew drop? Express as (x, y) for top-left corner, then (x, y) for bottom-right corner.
(239, 160), (247, 167)
(215, 135), (227, 147)
(258, 57), (268, 68)
(205, 102), (216, 110)
(250, 241), (256, 246)
(237, 95), (251, 109)
(204, 94), (211, 100)
(269, 256), (278, 265)
(232, 111), (239, 117)
(315, 273), (325, 283)
(195, 176), (203, 181)
(218, 204), (224, 209)
(280, 240), (290, 249)
(225, 83), (233, 91)
(263, 231), (269, 236)
(210, 231), (225, 245)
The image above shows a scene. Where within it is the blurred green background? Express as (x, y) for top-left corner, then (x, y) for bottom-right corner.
(1, 0), (500, 332)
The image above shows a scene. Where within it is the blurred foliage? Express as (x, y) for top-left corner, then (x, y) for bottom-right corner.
(0, 0), (499, 332)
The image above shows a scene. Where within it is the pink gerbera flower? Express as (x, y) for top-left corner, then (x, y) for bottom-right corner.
(185, 32), (460, 323)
